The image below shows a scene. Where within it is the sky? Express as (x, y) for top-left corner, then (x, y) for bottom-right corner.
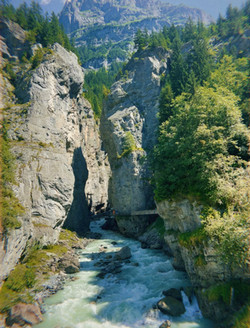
(9, 0), (246, 19)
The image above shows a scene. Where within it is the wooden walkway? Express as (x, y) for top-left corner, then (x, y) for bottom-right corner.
(131, 209), (158, 216)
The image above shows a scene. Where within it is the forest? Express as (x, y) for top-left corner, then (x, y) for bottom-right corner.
(0, 0), (75, 54)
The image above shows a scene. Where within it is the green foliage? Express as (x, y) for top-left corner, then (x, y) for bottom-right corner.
(202, 204), (250, 268)
(0, 284), (33, 313)
(1, 120), (24, 231)
(232, 303), (250, 328)
(31, 47), (44, 69)
(0, 263), (35, 312)
(4, 62), (16, 84)
(178, 227), (207, 249)
(155, 50), (249, 269)
(59, 229), (79, 247)
(42, 244), (67, 256)
(117, 131), (138, 158)
(215, 2), (250, 40)
(205, 281), (250, 307)
(0, 237), (73, 313)
(194, 254), (206, 267)
(134, 28), (149, 50)
(153, 53), (249, 206)
(0, 1), (77, 57)
(5, 264), (36, 292)
(83, 62), (122, 118)
(77, 41), (129, 66)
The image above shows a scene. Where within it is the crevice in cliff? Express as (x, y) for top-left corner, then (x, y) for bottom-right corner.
(63, 147), (90, 235)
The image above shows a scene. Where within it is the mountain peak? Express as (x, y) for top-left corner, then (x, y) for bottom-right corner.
(59, 0), (212, 68)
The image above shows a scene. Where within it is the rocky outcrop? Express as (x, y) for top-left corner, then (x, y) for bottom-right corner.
(157, 296), (185, 317)
(156, 198), (250, 322)
(157, 199), (202, 233)
(101, 48), (169, 217)
(6, 303), (43, 327)
(0, 17), (30, 61)
(0, 43), (110, 282)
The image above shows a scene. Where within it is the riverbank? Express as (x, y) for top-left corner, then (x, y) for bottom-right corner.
(0, 229), (95, 328)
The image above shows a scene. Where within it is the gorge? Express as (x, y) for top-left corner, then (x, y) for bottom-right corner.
(0, 1), (250, 328)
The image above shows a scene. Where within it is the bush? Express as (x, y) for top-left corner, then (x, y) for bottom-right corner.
(121, 132), (137, 157)
(206, 281), (250, 306)
(178, 227), (207, 249)
(232, 304), (250, 328)
(5, 264), (36, 292)
(0, 121), (24, 232)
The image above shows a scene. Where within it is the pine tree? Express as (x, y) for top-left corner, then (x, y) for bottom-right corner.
(188, 36), (211, 85)
(159, 83), (174, 123)
(170, 36), (187, 96)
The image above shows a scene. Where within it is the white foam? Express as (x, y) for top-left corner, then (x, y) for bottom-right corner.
(35, 219), (214, 328)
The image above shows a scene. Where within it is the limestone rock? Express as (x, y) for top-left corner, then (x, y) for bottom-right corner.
(139, 227), (163, 249)
(6, 303), (43, 326)
(157, 296), (185, 317)
(1, 43), (110, 281)
(156, 199), (202, 233)
(58, 253), (80, 274)
(114, 246), (131, 261)
(0, 17), (29, 60)
(115, 215), (156, 238)
(101, 48), (169, 217)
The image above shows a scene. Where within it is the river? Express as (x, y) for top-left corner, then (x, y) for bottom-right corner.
(35, 219), (215, 328)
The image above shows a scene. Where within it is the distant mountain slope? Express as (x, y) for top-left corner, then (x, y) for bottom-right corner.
(59, 0), (212, 68)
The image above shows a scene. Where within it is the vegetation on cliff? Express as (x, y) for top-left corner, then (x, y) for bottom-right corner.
(0, 119), (24, 232)
(0, 229), (82, 313)
(150, 2), (250, 269)
(83, 62), (122, 118)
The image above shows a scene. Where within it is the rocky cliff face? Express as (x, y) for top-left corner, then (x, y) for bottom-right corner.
(101, 47), (169, 217)
(0, 17), (29, 61)
(0, 40), (110, 282)
(156, 199), (249, 322)
(59, 0), (212, 68)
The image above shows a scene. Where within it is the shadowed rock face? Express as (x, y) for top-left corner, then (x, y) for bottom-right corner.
(0, 43), (110, 281)
(63, 148), (89, 235)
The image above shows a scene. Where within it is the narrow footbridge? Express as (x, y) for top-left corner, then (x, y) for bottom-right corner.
(131, 209), (158, 216)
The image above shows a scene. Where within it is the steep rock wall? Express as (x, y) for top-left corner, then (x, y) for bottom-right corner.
(0, 43), (110, 282)
(101, 48), (169, 219)
(156, 199), (249, 322)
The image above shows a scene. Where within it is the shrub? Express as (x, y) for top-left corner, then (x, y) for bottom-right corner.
(5, 264), (36, 292)
(121, 131), (137, 157)
(178, 226), (207, 249)
(0, 120), (24, 232)
(205, 281), (250, 307)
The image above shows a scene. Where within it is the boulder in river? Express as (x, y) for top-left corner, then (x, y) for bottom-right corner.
(159, 320), (171, 328)
(114, 246), (131, 260)
(6, 303), (43, 326)
(157, 296), (185, 316)
(58, 253), (80, 274)
(162, 288), (182, 301)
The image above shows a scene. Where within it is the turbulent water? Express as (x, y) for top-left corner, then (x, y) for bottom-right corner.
(35, 219), (214, 328)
